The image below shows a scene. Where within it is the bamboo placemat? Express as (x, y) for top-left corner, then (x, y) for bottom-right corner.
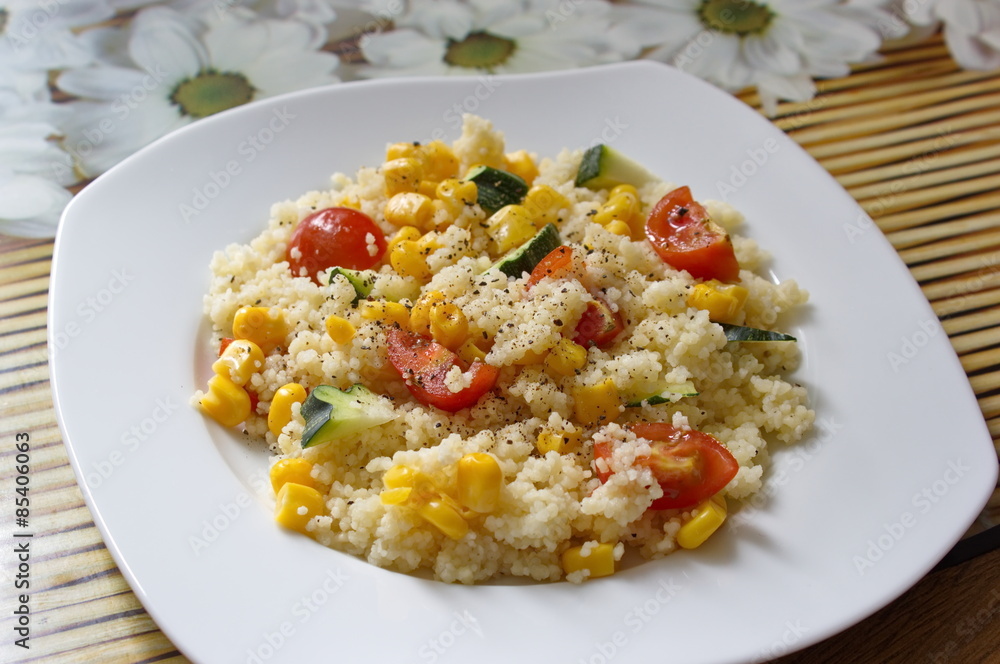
(1, 33), (998, 663)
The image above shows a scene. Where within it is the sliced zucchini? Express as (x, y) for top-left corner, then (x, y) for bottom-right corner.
(329, 267), (376, 306)
(625, 381), (699, 407)
(575, 144), (657, 190)
(465, 165), (528, 214)
(720, 323), (796, 343)
(489, 223), (561, 278)
(301, 384), (396, 448)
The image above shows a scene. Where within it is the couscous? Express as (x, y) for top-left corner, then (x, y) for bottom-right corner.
(193, 115), (814, 583)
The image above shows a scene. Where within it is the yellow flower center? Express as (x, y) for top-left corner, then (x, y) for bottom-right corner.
(444, 32), (516, 70)
(698, 0), (774, 36)
(171, 71), (255, 119)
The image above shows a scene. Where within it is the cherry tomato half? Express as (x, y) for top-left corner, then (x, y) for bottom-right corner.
(645, 186), (739, 283)
(572, 297), (624, 349)
(593, 422), (738, 510)
(386, 327), (500, 412)
(287, 207), (387, 283)
(527, 245), (574, 287)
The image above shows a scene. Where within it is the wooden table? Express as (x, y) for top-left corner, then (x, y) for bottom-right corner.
(2, 34), (998, 664)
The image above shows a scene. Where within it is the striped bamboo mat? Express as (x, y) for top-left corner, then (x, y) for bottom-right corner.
(1, 33), (998, 663)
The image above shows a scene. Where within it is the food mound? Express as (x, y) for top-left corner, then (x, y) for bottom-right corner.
(193, 115), (814, 583)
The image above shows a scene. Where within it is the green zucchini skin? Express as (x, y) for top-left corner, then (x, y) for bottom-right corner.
(624, 382), (699, 407)
(465, 165), (528, 214)
(301, 384), (396, 448)
(574, 144), (656, 190)
(719, 323), (796, 342)
(328, 267), (376, 306)
(490, 223), (561, 278)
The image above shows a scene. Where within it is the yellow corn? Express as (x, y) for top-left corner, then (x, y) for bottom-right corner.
(524, 185), (570, 227)
(417, 498), (469, 540)
(512, 347), (548, 366)
(536, 427), (582, 455)
(386, 141), (420, 161)
(232, 306), (289, 354)
(687, 281), (749, 323)
(487, 204), (537, 255)
(435, 178), (479, 220)
(457, 338), (488, 364)
(270, 457), (321, 492)
(456, 453), (503, 513)
(594, 191), (640, 227)
(390, 240), (432, 281)
(609, 184), (638, 199)
(383, 464), (418, 489)
(380, 486), (412, 505)
(677, 494), (727, 549)
(421, 140), (460, 182)
(573, 379), (620, 426)
(383, 157), (423, 196)
(274, 482), (325, 535)
(389, 225), (423, 250)
(268, 382), (307, 437)
(384, 192), (435, 229)
(503, 150), (538, 185)
(199, 374), (251, 427)
(211, 339), (264, 386)
(409, 290), (447, 336)
(562, 542), (616, 579)
(429, 301), (469, 350)
(544, 338), (588, 376)
(325, 315), (356, 344)
(360, 300), (411, 329)
(605, 220), (631, 237)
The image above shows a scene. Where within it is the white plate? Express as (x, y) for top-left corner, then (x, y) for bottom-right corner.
(50, 61), (996, 664)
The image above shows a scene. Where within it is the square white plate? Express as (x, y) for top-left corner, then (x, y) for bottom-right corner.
(50, 61), (996, 664)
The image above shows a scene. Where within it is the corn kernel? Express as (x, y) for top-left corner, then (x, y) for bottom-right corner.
(503, 149), (539, 185)
(380, 487), (413, 505)
(456, 452), (503, 513)
(421, 140), (460, 181)
(270, 457), (321, 492)
(511, 347), (547, 366)
(383, 157), (423, 196)
(409, 290), (447, 336)
(524, 185), (570, 227)
(384, 192), (435, 229)
(430, 301), (469, 350)
(605, 220), (631, 236)
(609, 184), (638, 199)
(274, 482), (325, 535)
(383, 464), (418, 489)
(573, 378), (620, 426)
(268, 382), (307, 437)
(232, 306), (289, 354)
(687, 281), (748, 323)
(418, 179), (441, 199)
(677, 495), (727, 549)
(211, 339), (264, 386)
(487, 204), (537, 255)
(389, 225), (423, 250)
(390, 240), (432, 281)
(325, 315), (356, 344)
(417, 498), (469, 540)
(593, 191), (640, 227)
(386, 141), (420, 161)
(562, 542), (616, 579)
(457, 338), (488, 365)
(545, 338), (588, 376)
(536, 428), (582, 455)
(199, 374), (251, 427)
(436, 178), (478, 217)
(360, 300), (411, 328)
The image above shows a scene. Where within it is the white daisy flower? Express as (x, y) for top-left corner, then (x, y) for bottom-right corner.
(612, 0), (888, 111)
(358, 0), (628, 77)
(110, 0), (343, 26)
(902, 0), (1000, 69)
(0, 0), (113, 70)
(54, 6), (339, 178)
(0, 66), (76, 237)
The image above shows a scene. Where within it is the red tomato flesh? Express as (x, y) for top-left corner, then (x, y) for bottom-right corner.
(287, 207), (387, 283)
(527, 245), (573, 287)
(386, 327), (499, 412)
(218, 337), (235, 356)
(593, 422), (738, 510)
(645, 186), (739, 283)
(572, 297), (624, 349)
